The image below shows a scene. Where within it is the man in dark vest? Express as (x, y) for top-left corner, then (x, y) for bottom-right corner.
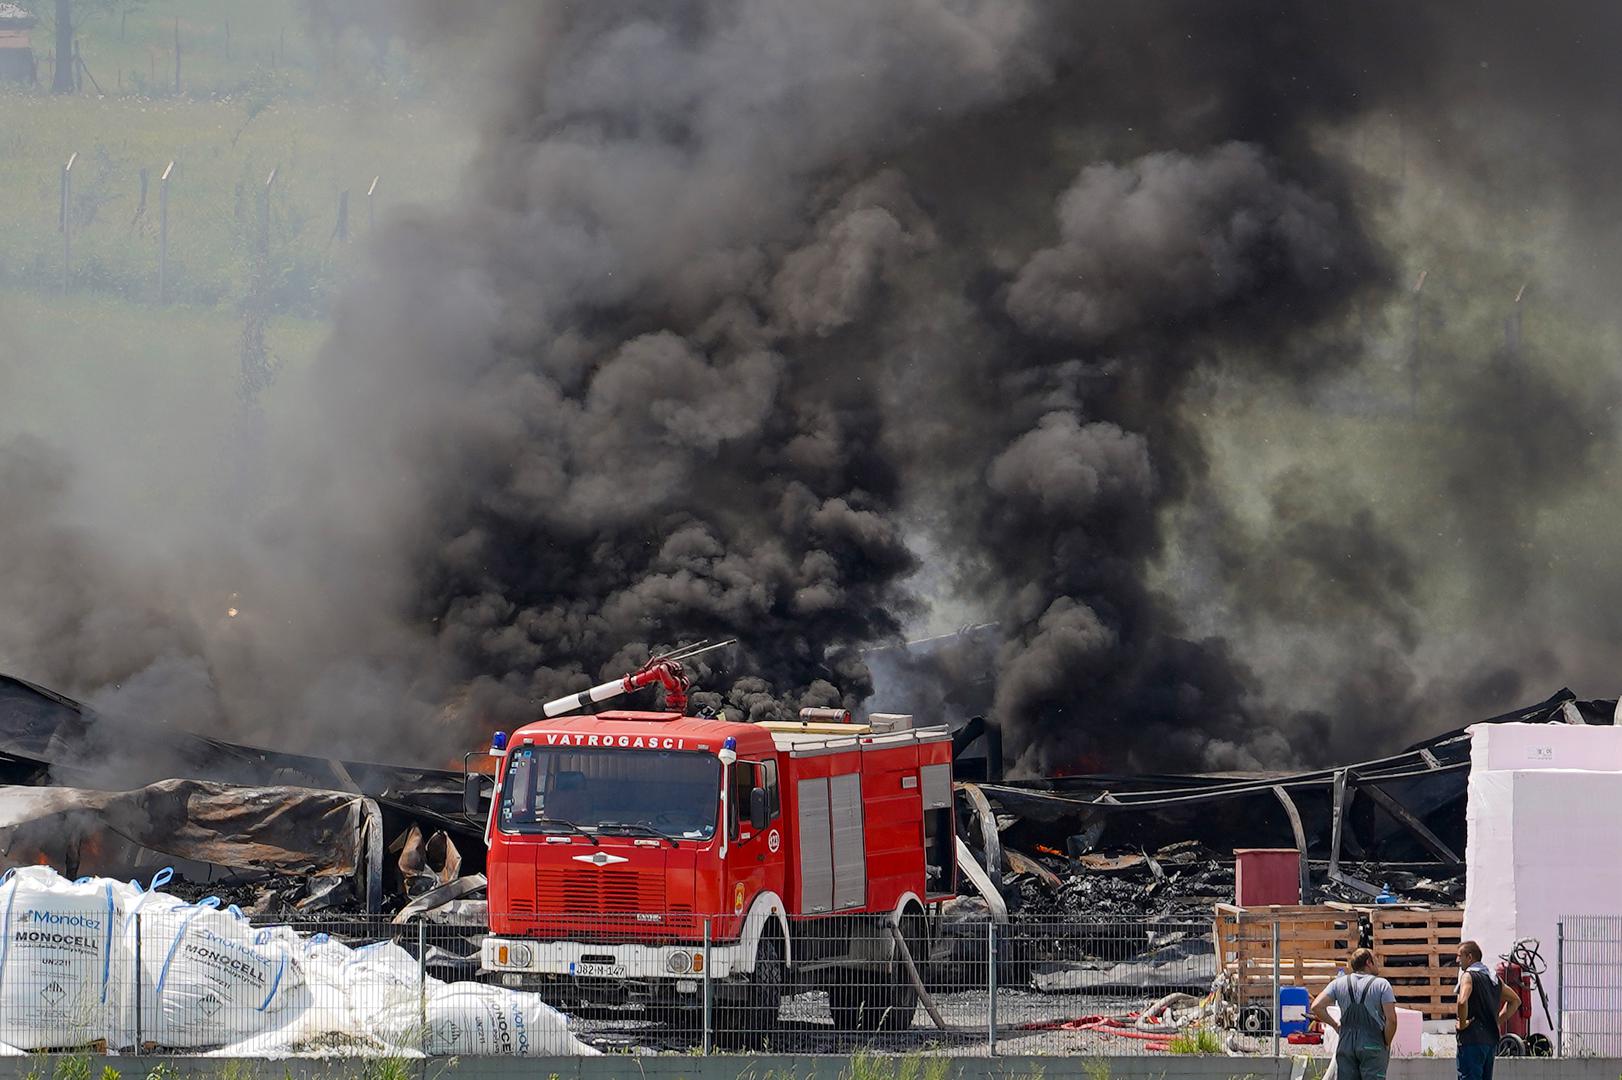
(1311, 947), (1398, 1080)
(1456, 940), (1522, 1080)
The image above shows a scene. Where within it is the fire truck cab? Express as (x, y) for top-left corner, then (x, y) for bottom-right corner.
(475, 707), (955, 1030)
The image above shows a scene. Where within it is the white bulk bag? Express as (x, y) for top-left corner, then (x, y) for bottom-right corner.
(123, 898), (308, 1048)
(339, 941), (593, 1056)
(416, 983), (589, 1056)
(0, 867), (121, 1049)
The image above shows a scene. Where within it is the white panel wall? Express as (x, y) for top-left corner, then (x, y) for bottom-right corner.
(1462, 723), (1622, 1047)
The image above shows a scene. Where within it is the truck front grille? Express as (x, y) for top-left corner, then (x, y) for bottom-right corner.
(536, 867), (666, 916)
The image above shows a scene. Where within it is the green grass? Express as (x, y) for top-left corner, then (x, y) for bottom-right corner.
(1167, 1027), (1225, 1055)
(0, 86), (469, 308)
(359, 1057), (415, 1080)
(844, 1054), (952, 1080)
(40, 0), (415, 100)
(52, 1056), (91, 1080)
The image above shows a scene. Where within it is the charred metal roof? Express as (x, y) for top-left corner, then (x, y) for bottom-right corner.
(971, 687), (1614, 872)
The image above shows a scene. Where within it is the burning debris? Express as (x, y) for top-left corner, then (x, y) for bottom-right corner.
(954, 688), (1607, 924)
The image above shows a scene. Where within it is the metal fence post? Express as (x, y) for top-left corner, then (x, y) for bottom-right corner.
(987, 921), (998, 1055)
(61, 152), (76, 294)
(417, 920), (428, 1056)
(158, 160), (173, 302)
(133, 912), (143, 1050)
(702, 917), (712, 1055)
(260, 166), (277, 258)
(1556, 919), (1564, 1056)
(1271, 918), (1281, 1058)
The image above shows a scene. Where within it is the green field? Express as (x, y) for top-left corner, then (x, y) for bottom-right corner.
(0, 90), (469, 308)
(51, 0), (316, 97)
(0, 0), (469, 311)
(0, 0), (471, 463)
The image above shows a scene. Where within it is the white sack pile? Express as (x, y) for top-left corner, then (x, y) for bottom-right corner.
(0, 866), (595, 1057)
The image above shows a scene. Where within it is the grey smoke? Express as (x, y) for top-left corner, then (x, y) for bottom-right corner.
(1005, 144), (1344, 346)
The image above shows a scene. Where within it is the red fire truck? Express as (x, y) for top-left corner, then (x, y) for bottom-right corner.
(465, 646), (956, 1031)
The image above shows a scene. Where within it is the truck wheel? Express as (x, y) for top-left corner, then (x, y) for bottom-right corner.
(745, 932), (786, 1033)
(717, 932), (786, 1047)
(829, 976), (884, 1033)
(875, 915), (926, 1032)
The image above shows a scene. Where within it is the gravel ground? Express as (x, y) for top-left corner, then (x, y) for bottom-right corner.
(570, 987), (1462, 1059)
(572, 987), (1239, 1057)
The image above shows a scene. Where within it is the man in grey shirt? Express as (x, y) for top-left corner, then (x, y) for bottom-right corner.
(1311, 948), (1400, 1080)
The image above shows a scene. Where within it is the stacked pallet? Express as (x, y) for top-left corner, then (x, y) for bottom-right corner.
(1368, 906), (1464, 1020)
(1214, 903), (1359, 1007)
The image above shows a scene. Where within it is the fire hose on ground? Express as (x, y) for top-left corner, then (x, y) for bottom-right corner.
(1019, 1013), (1179, 1050)
(887, 921), (949, 1032)
(1019, 992), (1223, 1051)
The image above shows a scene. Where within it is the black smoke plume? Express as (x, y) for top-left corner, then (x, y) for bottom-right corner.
(6, 2), (1622, 774)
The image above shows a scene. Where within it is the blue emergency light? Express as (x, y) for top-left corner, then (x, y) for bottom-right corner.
(491, 731), (508, 751)
(723, 737), (736, 750)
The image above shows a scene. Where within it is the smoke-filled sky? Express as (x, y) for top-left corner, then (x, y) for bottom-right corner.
(5, 2), (1622, 774)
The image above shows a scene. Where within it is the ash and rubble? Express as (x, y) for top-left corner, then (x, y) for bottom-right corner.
(1018, 841), (1238, 921)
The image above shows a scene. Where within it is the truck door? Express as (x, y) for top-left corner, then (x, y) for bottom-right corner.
(727, 758), (784, 918)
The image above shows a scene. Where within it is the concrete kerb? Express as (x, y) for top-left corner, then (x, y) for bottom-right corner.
(7, 1059), (1622, 1080)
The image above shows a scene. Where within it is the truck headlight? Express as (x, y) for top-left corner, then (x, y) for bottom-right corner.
(667, 951), (692, 974)
(509, 943), (533, 967)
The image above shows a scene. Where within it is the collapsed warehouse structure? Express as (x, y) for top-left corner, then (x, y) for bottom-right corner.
(960, 688), (1614, 916)
(0, 668), (1613, 1053)
(0, 673), (482, 917)
(0, 667), (1608, 925)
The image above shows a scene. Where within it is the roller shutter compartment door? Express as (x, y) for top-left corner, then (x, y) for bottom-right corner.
(829, 773), (867, 910)
(797, 776), (833, 914)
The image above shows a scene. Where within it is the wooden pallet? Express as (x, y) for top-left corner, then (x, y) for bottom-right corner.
(1214, 904), (1359, 1006)
(1368, 907), (1464, 1020)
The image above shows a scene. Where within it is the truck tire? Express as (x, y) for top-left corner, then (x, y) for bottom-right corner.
(745, 931), (786, 1033)
(827, 915), (928, 1033)
(718, 931), (785, 1047)
(829, 975), (886, 1033)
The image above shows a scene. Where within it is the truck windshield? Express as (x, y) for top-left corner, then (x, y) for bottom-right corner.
(498, 746), (720, 840)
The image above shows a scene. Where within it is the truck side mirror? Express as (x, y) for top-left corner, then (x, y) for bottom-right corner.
(463, 774), (483, 818)
(749, 786), (770, 832)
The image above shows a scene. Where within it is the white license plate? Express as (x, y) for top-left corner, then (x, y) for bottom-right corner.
(571, 961), (625, 978)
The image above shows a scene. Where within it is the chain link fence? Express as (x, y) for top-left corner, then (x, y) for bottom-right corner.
(1558, 916), (1622, 1056)
(0, 905), (1294, 1057)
